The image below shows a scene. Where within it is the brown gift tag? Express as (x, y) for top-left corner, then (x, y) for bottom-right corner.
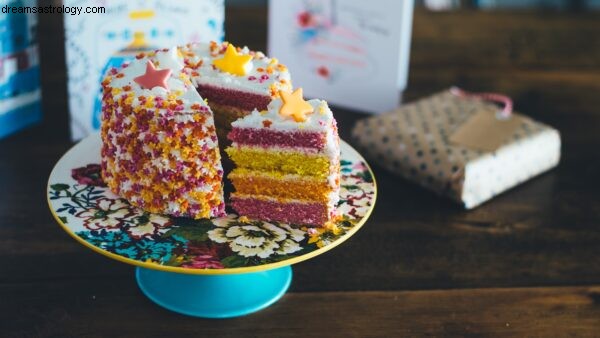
(449, 109), (525, 152)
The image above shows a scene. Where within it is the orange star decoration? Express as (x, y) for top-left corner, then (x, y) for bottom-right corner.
(212, 44), (253, 76)
(278, 88), (314, 122)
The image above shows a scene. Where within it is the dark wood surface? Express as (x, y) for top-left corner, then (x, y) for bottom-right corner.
(1, 6), (600, 338)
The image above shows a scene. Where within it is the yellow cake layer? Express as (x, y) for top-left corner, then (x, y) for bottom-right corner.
(225, 146), (332, 178)
(229, 169), (332, 202)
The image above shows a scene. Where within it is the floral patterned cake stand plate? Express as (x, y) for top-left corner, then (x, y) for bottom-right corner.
(47, 132), (377, 318)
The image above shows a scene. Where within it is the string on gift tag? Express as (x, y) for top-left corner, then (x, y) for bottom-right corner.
(449, 86), (524, 152)
(450, 86), (513, 119)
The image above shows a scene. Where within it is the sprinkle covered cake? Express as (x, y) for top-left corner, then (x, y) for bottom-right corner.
(100, 48), (225, 219)
(226, 88), (341, 226)
(101, 42), (341, 227)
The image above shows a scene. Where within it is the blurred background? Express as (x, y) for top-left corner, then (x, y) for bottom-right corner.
(1, 1), (600, 335)
(3, 0), (599, 142)
(229, 0), (600, 10)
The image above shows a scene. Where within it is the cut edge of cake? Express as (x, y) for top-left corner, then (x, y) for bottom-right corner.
(226, 90), (341, 227)
(100, 43), (341, 227)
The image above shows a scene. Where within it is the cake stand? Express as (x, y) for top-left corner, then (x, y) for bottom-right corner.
(47, 133), (377, 318)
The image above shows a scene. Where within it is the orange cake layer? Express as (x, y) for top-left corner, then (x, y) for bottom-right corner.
(229, 169), (332, 202)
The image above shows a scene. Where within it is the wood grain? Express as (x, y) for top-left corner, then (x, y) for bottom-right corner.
(1, 6), (599, 337)
(2, 281), (600, 338)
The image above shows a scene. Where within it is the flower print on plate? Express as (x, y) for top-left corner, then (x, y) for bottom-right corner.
(209, 215), (305, 259)
(76, 198), (131, 230)
(48, 133), (376, 273)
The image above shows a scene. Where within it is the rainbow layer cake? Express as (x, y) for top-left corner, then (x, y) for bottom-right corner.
(100, 48), (225, 219)
(101, 43), (341, 227)
(226, 88), (341, 226)
(179, 42), (292, 142)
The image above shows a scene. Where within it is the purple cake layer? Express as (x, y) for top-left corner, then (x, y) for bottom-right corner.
(231, 196), (328, 226)
(197, 84), (272, 112)
(228, 127), (325, 150)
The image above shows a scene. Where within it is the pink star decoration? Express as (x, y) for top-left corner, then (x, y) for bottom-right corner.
(133, 60), (172, 90)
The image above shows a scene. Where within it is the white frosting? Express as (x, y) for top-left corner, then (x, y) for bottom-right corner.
(231, 98), (340, 158)
(183, 43), (291, 96)
(154, 48), (183, 70)
(108, 47), (207, 113)
(323, 122), (340, 159)
(106, 42), (292, 115)
(232, 99), (333, 132)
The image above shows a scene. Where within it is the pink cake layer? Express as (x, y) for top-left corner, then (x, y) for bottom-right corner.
(197, 84), (272, 112)
(231, 196), (329, 226)
(228, 127), (325, 150)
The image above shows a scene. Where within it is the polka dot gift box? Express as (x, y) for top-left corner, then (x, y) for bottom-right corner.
(351, 88), (561, 209)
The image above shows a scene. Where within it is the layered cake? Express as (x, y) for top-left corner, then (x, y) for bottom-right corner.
(101, 42), (341, 226)
(100, 48), (225, 219)
(226, 88), (341, 226)
(180, 42), (292, 142)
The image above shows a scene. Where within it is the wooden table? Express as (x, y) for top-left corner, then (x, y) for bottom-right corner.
(2, 6), (600, 338)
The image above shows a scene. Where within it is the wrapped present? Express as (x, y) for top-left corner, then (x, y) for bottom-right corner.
(351, 88), (561, 208)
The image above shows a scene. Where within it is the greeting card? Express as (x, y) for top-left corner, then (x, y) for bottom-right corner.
(268, 0), (413, 114)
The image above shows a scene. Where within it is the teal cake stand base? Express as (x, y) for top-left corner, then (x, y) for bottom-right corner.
(135, 266), (292, 318)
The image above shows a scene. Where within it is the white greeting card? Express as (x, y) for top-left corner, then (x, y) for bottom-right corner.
(268, 0), (413, 114)
(64, 0), (224, 140)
